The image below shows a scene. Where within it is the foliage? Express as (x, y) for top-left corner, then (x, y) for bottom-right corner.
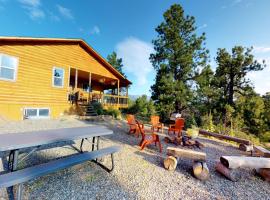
(214, 46), (265, 108)
(107, 51), (126, 77)
(150, 4), (209, 120)
(91, 102), (104, 115)
(260, 131), (270, 143)
(104, 107), (121, 119)
(124, 95), (156, 118)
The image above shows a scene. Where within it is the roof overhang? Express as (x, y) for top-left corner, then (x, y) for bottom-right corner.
(0, 36), (132, 86)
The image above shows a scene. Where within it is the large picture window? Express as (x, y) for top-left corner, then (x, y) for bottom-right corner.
(0, 53), (18, 81)
(53, 67), (64, 87)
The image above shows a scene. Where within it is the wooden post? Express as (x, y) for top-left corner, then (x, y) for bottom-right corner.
(88, 72), (91, 103)
(75, 69), (78, 90)
(117, 79), (120, 107)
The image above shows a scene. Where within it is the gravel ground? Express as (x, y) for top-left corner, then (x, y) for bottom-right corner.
(0, 117), (269, 200)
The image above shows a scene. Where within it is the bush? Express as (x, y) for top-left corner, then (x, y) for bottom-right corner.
(234, 130), (260, 145)
(260, 131), (270, 143)
(91, 102), (104, 115)
(104, 107), (121, 119)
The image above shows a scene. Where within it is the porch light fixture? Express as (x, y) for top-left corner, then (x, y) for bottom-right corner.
(111, 80), (117, 85)
(99, 78), (105, 83)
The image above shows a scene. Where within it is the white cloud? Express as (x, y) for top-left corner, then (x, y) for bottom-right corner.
(18, 0), (45, 20)
(90, 26), (100, 35)
(253, 46), (270, 54)
(198, 23), (207, 30)
(247, 58), (270, 95)
(49, 12), (60, 22)
(116, 37), (154, 86)
(57, 4), (73, 19)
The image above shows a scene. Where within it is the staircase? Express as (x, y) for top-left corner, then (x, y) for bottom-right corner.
(79, 104), (98, 117)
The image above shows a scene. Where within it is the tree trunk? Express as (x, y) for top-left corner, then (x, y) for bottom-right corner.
(193, 162), (210, 181)
(220, 156), (270, 169)
(199, 129), (251, 145)
(164, 156), (178, 171)
(215, 162), (241, 181)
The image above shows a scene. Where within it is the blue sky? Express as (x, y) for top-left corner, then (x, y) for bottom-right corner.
(0, 0), (270, 95)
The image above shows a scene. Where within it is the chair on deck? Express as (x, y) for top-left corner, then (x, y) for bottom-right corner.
(168, 118), (185, 137)
(136, 120), (162, 152)
(150, 115), (163, 133)
(126, 114), (140, 137)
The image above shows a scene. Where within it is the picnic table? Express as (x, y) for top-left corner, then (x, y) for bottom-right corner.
(0, 126), (120, 200)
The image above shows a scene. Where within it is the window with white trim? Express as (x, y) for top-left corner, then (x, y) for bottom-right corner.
(0, 53), (18, 81)
(24, 108), (50, 119)
(53, 67), (64, 87)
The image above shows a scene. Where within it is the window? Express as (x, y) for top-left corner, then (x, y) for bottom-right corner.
(0, 53), (18, 81)
(24, 108), (50, 119)
(53, 67), (64, 87)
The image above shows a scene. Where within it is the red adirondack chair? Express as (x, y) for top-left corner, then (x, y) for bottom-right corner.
(168, 118), (185, 137)
(126, 114), (140, 137)
(150, 115), (163, 133)
(136, 120), (162, 152)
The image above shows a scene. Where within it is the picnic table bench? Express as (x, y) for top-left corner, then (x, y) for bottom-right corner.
(0, 126), (120, 200)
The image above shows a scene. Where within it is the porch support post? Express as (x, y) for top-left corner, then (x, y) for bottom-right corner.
(126, 86), (128, 97)
(117, 80), (120, 106)
(88, 72), (91, 103)
(75, 69), (78, 90)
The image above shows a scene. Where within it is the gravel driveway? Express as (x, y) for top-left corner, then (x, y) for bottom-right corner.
(0, 117), (269, 200)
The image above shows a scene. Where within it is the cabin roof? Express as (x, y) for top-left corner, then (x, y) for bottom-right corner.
(0, 36), (132, 86)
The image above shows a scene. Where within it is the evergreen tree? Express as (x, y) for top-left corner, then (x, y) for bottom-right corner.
(214, 46), (265, 107)
(107, 51), (126, 77)
(150, 4), (209, 119)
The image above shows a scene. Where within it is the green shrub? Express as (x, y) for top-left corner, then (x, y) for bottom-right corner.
(260, 131), (270, 143)
(234, 130), (260, 145)
(105, 107), (121, 119)
(91, 102), (103, 115)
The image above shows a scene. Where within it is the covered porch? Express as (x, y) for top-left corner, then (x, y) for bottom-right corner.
(68, 68), (129, 108)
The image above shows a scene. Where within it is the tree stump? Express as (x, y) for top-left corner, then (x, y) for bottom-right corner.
(164, 156), (178, 171)
(215, 162), (241, 182)
(192, 162), (210, 181)
(256, 168), (270, 182)
(239, 143), (253, 152)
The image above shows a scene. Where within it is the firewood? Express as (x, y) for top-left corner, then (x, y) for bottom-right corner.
(167, 147), (206, 161)
(174, 137), (182, 145)
(256, 168), (270, 181)
(193, 162), (210, 181)
(164, 136), (175, 144)
(164, 156), (177, 171)
(220, 156), (270, 169)
(215, 162), (241, 182)
(239, 143), (253, 152)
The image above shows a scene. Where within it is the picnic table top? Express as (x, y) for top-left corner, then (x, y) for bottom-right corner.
(0, 126), (113, 152)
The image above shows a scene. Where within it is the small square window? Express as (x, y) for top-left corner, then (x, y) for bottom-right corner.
(53, 67), (64, 87)
(26, 109), (37, 117)
(0, 54), (18, 81)
(39, 109), (49, 117)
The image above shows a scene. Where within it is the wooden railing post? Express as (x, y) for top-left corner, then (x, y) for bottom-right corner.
(88, 72), (91, 104)
(117, 80), (119, 107)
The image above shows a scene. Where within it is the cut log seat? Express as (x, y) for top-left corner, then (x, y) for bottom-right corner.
(220, 156), (270, 169)
(253, 146), (270, 158)
(199, 130), (251, 145)
(215, 162), (241, 182)
(166, 147), (206, 161)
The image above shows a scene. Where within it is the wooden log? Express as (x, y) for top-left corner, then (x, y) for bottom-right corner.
(254, 146), (270, 158)
(220, 156), (270, 169)
(256, 168), (270, 181)
(239, 143), (253, 152)
(164, 136), (175, 144)
(193, 162), (210, 181)
(199, 130), (251, 145)
(215, 162), (241, 182)
(164, 156), (177, 171)
(167, 147), (206, 161)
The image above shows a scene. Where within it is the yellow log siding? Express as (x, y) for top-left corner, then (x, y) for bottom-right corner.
(0, 43), (119, 120)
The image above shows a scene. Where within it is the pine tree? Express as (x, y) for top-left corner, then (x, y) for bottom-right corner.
(150, 4), (209, 119)
(107, 51), (126, 77)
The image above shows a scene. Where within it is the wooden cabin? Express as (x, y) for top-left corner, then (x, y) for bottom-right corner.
(0, 37), (131, 120)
